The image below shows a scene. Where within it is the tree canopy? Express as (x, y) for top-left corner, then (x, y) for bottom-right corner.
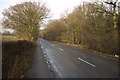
(42, 2), (119, 55)
(2, 1), (50, 40)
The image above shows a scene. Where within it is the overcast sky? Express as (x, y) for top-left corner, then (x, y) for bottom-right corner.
(0, 0), (93, 32)
(0, 0), (93, 20)
(1, 0), (120, 32)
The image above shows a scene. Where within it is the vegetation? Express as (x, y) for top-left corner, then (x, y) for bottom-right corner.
(1, 1), (51, 78)
(1, 0), (119, 79)
(2, 37), (36, 78)
(2, 1), (50, 40)
(41, 2), (119, 56)
(1, 35), (16, 39)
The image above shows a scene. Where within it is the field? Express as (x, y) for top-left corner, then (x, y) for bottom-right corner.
(2, 35), (36, 78)
(1, 35), (16, 39)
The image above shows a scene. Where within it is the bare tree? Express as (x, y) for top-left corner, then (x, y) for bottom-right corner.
(2, 1), (50, 40)
(104, 0), (119, 28)
(42, 2), (118, 55)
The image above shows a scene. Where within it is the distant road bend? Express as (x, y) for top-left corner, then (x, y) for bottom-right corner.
(38, 38), (118, 78)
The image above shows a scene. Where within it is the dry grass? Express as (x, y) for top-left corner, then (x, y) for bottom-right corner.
(2, 37), (36, 78)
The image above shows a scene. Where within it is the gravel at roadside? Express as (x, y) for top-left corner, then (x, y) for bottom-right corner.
(27, 40), (54, 78)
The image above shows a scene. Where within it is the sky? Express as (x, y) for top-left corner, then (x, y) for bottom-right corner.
(0, 0), (92, 32)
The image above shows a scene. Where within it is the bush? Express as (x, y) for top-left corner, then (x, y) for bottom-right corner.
(2, 40), (36, 78)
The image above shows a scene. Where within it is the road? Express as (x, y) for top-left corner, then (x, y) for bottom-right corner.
(38, 38), (118, 78)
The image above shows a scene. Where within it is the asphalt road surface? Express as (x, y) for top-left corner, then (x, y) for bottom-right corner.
(38, 38), (118, 78)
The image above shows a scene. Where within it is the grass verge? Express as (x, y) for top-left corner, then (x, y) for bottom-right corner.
(54, 41), (119, 60)
(2, 38), (36, 78)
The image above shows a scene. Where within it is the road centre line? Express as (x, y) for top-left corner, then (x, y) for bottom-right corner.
(59, 48), (64, 51)
(61, 48), (64, 51)
(78, 57), (96, 67)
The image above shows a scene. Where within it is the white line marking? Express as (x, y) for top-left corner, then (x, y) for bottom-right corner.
(78, 57), (96, 67)
(61, 48), (64, 51)
(53, 65), (63, 77)
(59, 48), (64, 51)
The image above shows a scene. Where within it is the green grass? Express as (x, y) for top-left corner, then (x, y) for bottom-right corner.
(1, 35), (16, 39)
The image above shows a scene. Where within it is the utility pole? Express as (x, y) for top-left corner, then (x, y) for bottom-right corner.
(118, 1), (120, 14)
(105, 0), (118, 28)
(109, 0), (113, 12)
